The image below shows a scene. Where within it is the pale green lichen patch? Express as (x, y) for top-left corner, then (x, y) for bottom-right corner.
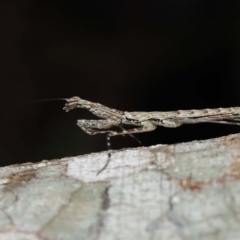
(4, 176), (82, 232)
(40, 183), (109, 240)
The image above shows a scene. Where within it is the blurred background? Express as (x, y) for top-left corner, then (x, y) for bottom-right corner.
(0, 0), (239, 166)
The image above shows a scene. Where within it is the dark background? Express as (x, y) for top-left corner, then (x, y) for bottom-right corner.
(0, 0), (239, 166)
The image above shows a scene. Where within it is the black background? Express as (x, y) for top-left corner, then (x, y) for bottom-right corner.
(0, 0), (239, 166)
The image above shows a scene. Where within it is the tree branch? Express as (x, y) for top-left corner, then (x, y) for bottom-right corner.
(0, 133), (240, 239)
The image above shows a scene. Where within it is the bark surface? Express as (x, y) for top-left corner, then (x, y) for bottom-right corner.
(0, 134), (240, 240)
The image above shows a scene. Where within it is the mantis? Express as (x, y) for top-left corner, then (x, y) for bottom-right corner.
(63, 96), (240, 174)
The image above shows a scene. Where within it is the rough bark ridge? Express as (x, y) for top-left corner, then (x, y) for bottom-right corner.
(0, 134), (240, 240)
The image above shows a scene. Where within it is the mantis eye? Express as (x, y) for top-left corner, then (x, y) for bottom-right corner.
(63, 96), (81, 112)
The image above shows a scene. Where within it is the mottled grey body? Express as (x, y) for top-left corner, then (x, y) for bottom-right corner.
(63, 96), (240, 173)
(64, 96), (240, 134)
